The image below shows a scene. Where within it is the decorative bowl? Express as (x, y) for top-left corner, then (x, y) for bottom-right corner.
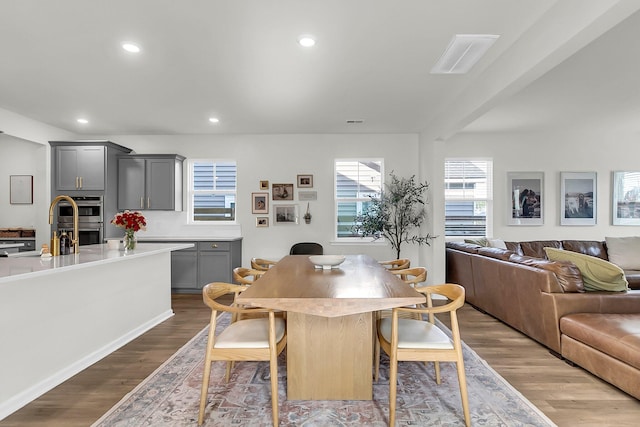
(309, 255), (346, 269)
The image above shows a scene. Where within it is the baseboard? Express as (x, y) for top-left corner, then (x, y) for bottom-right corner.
(0, 309), (174, 421)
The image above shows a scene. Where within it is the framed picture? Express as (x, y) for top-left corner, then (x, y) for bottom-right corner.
(612, 171), (640, 225)
(272, 183), (294, 200)
(9, 175), (33, 204)
(251, 192), (269, 214)
(507, 172), (543, 225)
(297, 174), (313, 188)
(561, 172), (597, 226)
(260, 180), (269, 190)
(256, 216), (269, 227)
(298, 190), (317, 201)
(274, 204), (299, 225)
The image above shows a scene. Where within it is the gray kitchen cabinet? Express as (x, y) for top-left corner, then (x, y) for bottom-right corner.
(171, 245), (198, 290)
(143, 238), (242, 293)
(118, 154), (185, 211)
(54, 145), (106, 191)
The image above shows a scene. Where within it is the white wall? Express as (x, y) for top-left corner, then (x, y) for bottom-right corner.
(422, 128), (640, 283)
(0, 134), (49, 239)
(100, 133), (423, 268)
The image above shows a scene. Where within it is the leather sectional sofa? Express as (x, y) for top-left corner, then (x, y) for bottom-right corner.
(445, 239), (640, 399)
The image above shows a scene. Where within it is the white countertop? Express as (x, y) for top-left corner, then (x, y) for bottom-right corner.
(134, 236), (242, 242)
(0, 242), (193, 283)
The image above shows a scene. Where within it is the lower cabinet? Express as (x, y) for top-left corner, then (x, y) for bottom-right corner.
(167, 239), (242, 293)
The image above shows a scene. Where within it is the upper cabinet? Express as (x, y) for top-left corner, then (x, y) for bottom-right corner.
(50, 141), (132, 193)
(118, 154), (185, 211)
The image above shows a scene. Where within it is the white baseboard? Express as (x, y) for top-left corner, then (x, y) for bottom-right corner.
(0, 309), (174, 421)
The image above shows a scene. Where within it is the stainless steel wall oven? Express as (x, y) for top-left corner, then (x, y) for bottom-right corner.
(57, 195), (104, 246)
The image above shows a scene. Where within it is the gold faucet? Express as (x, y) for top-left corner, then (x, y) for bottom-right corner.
(48, 195), (79, 254)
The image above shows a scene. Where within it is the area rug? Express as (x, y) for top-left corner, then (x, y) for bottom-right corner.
(92, 314), (556, 426)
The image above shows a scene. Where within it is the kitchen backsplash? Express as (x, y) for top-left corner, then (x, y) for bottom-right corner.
(128, 210), (242, 239)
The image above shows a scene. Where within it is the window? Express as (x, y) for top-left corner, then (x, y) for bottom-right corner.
(444, 159), (492, 236)
(335, 159), (383, 239)
(188, 160), (237, 222)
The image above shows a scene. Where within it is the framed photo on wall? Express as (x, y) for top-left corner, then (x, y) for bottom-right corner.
(560, 172), (597, 226)
(272, 183), (294, 200)
(260, 180), (269, 190)
(612, 171), (640, 225)
(297, 174), (313, 188)
(507, 172), (544, 226)
(256, 216), (269, 227)
(251, 192), (269, 214)
(9, 175), (33, 204)
(274, 204), (298, 225)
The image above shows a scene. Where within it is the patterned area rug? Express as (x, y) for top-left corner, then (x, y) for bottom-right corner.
(92, 314), (556, 426)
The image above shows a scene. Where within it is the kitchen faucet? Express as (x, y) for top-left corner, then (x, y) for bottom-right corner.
(48, 195), (79, 254)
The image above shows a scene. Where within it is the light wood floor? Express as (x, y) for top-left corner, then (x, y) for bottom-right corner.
(1, 295), (638, 426)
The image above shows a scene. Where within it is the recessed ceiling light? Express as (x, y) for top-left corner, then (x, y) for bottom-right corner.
(122, 42), (141, 53)
(431, 34), (499, 74)
(76, 118), (89, 124)
(298, 35), (316, 48)
(209, 117), (220, 123)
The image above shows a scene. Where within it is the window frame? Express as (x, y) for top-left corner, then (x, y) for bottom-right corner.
(334, 158), (385, 242)
(444, 158), (493, 238)
(187, 158), (238, 224)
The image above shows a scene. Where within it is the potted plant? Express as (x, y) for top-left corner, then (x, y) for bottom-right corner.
(303, 203), (312, 224)
(353, 172), (434, 259)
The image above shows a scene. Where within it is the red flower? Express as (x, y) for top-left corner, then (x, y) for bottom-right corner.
(111, 210), (147, 232)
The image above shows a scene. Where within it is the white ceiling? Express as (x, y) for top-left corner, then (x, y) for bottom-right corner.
(1, 0), (639, 138)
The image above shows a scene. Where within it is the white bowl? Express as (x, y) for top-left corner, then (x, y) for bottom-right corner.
(309, 255), (346, 269)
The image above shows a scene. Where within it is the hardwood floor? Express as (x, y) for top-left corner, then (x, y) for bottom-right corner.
(1, 295), (638, 426)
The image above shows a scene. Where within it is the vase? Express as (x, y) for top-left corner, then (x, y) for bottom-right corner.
(124, 230), (137, 252)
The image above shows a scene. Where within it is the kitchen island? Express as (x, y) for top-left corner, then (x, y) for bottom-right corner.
(0, 242), (192, 420)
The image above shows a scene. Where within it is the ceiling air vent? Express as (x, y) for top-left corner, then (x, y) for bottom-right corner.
(346, 120), (364, 124)
(431, 34), (499, 74)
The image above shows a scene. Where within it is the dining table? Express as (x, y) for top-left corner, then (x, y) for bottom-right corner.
(235, 254), (424, 400)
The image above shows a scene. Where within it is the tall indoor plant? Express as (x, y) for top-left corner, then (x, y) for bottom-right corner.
(353, 172), (434, 259)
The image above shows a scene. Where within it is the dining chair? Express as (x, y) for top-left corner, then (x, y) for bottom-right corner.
(251, 257), (278, 271)
(198, 282), (287, 427)
(378, 258), (410, 271)
(375, 284), (470, 427)
(289, 242), (324, 255)
(233, 267), (266, 285)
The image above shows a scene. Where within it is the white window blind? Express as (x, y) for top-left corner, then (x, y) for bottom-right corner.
(444, 159), (493, 236)
(189, 160), (237, 222)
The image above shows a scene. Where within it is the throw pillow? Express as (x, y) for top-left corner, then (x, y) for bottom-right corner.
(605, 236), (640, 269)
(464, 237), (489, 247)
(544, 247), (628, 292)
(487, 238), (507, 249)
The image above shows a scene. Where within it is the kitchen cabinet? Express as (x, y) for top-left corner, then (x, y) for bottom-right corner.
(147, 239), (242, 293)
(118, 154), (185, 211)
(55, 146), (105, 190)
(0, 239), (36, 252)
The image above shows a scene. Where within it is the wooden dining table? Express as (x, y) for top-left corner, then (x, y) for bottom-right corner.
(235, 254), (424, 400)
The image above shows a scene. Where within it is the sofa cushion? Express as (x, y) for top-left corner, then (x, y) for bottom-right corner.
(520, 240), (562, 258)
(561, 240), (608, 260)
(624, 270), (640, 290)
(446, 241), (480, 254)
(544, 248), (629, 292)
(477, 246), (514, 261)
(487, 238), (507, 249)
(509, 254), (584, 293)
(605, 236), (640, 269)
(560, 313), (640, 370)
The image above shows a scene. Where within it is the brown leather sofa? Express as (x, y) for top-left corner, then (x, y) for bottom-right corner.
(446, 240), (640, 399)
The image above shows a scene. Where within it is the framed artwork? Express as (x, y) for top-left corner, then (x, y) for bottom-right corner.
(297, 174), (313, 188)
(256, 216), (269, 227)
(9, 175), (33, 204)
(260, 180), (269, 190)
(507, 172), (543, 226)
(298, 190), (317, 201)
(251, 192), (269, 214)
(274, 204), (299, 225)
(272, 183), (294, 200)
(561, 172), (597, 226)
(612, 171), (640, 225)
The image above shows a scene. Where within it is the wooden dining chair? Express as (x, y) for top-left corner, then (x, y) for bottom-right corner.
(233, 267), (266, 285)
(251, 257), (278, 271)
(375, 284), (470, 427)
(378, 258), (410, 271)
(198, 282), (287, 427)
